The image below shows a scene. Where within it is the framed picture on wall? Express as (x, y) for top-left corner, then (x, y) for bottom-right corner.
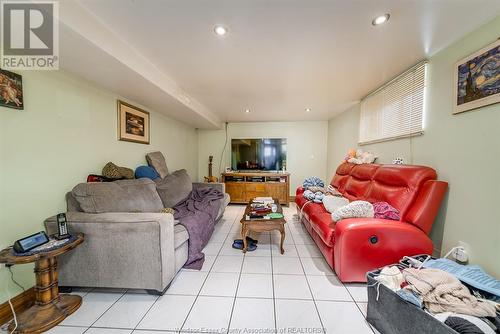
(453, 38), (500, 114)
(117, 100), (150, 144)
(0, 69), (23, 110)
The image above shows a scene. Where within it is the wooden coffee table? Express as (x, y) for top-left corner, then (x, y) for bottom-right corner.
(240, 199), (286, 254)
(0, 234), (84, 333)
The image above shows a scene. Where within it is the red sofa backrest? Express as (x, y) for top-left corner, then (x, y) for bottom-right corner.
(331, 162), (446, 234)
(343, 164), (380, 201)
(330, 163), (354, 192)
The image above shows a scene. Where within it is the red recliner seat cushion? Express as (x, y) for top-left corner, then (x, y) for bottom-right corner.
(309, 212), (335, 246)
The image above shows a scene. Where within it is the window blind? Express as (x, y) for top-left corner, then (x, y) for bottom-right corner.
(359, 61), (427, 144)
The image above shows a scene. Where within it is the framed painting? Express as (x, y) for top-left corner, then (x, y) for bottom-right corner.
(454, 39), (500, 114)
(117, 100), (150, 144)
(0, 69), (23, 110)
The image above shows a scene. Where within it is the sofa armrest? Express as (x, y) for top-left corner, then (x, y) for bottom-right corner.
(193, 182), (225, 194)
(45, 212), (174, 225)
(333, 218), (433, 282)
(44, 212), (176, 291)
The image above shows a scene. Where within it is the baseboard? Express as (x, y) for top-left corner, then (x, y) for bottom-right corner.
(0, 287), (35, 326)
(432, 247), (442, 258)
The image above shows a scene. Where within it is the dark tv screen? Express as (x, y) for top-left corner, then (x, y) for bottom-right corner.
(231, 138), (287, 171)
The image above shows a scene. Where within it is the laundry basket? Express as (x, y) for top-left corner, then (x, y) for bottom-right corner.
(366, 265), (458, 334)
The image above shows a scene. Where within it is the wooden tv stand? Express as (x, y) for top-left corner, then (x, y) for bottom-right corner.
(222, 172), (290, 205)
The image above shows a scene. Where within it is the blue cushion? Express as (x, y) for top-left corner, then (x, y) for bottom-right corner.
(135, 166), (160, 180)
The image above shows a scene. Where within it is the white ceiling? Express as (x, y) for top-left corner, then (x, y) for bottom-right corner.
(61, 0), (500, 127)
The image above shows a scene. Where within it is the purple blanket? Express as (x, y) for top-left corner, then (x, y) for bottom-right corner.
(173, 187), (224, 269)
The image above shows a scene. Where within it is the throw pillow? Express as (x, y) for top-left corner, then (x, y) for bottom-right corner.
(156, 169), (193, 207)
(373, 202), (400, 221)
(72, 178), (164, 213)
(102, 162), (134, 179)
(146, 151), (169, 179)
(332, 200), (374, 222)
(135, 166), (160, 180)
(322, 195), (349, 213)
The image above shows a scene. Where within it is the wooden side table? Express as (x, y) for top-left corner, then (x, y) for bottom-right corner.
(240, 200), (286, 254)
(0, 233), (84, 333)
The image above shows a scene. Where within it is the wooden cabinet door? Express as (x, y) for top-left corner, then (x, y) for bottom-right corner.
(225, 183), (246, 203)
(245, 183), (267, 200)
(266, 183), (287, 204)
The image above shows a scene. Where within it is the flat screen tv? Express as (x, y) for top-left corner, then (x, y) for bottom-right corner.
(231, 138), (287, 171)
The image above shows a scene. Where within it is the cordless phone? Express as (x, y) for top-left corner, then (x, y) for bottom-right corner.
(55, 213), (70, 240)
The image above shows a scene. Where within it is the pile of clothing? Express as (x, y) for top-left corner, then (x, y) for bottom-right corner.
(374, 262), (500, 334)
(300, 177), (401, 222)
(302, 176), (325, 189)
(303, 185), (339, 203)
(302, 177), (343, 199)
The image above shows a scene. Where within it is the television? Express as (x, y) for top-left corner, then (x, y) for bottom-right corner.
(231, 138), (287, 171)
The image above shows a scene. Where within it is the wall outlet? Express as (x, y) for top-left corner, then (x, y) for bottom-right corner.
(451, 242), (470, 263)
(454, 248), (468, 263)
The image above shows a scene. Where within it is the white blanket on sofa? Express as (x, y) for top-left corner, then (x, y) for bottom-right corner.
(322, 195), (349, 213)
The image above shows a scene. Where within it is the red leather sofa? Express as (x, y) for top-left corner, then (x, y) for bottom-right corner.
(295, 162), (448, 282)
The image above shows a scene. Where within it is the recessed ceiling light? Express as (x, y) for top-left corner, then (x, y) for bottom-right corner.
(305, 108), (312, 112)
(214, 25), (228, 36)
(245, 109), (250, 113)
(372, 14), (390, 26)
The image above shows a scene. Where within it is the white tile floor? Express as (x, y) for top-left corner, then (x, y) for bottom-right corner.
(5, 204), (374, 334)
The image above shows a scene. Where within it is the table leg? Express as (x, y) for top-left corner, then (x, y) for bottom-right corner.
(280, 226), (286, 254)
(242, 225), (248, 253)
(8, 257), (82, 333)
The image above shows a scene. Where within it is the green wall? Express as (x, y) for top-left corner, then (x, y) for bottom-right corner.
(0, 70), (199, 304)
(327, 16), (500, 277)
(197, 121), (329, 195)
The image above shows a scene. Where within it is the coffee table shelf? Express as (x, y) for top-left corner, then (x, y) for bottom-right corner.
(240, 199), (286, 254)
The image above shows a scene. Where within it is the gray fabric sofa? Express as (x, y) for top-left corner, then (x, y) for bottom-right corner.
(44, 181), (229, 295)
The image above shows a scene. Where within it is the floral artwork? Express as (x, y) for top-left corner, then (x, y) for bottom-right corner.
(0, 69), (23, 110)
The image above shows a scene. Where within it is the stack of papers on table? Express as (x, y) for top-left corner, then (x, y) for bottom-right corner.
(253, 197), (274, 205)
